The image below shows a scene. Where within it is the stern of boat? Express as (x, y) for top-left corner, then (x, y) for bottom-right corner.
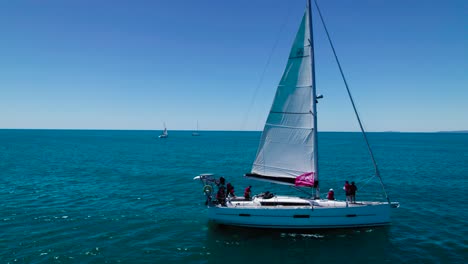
(193, 174), (218, 207)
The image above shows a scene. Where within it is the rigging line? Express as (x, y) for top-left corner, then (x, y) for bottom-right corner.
(313, 0), (390, 204)
(358, 174), (378, 192)
(240, 2), (295, 131)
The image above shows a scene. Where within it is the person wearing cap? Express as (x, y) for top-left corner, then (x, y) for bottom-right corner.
(327, 188), (335, 200)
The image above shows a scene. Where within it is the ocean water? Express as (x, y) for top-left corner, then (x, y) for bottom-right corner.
(0, 129), (466, 263)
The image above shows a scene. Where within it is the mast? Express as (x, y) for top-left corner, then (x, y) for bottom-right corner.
(307, 0), (319, 198)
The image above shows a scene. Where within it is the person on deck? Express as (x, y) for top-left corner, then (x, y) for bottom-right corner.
(350, 182), (358, 203)
(244, 186), (252, 200)
(327, 188), (335, 200)
(226, 183), (236, 198)
(216, 176), (226, 188)
(216, 186), (226, 206)
(343, 181), (351, 202)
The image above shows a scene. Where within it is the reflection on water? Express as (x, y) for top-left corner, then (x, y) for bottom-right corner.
(203, 222), (393, 263)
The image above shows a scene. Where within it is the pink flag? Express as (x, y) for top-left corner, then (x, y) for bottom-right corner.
(295, 172), (316, 187)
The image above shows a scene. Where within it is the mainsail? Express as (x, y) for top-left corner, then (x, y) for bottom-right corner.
(160, 123), (168, 138)
(248, 7), (316, 185)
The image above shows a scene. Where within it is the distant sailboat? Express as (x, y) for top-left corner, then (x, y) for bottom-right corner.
(159, 123), (168, 138)
(192, 121), (200, 136)
(194, 0), (398, 229)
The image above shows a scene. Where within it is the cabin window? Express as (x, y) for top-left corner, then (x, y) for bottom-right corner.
(293, 215), (310, 218)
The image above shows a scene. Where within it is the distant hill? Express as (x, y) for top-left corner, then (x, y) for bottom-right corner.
(437, 130), (468, 133)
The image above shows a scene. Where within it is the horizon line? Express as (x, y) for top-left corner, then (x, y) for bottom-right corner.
(1, 128), (467, 133)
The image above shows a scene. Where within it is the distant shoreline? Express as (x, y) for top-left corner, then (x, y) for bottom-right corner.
(436, 130), (468, 133)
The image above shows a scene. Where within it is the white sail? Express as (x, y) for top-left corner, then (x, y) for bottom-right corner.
(159, 123), (168, 138)
(251, 9), (316, 182)
(192, 121), (200, 136)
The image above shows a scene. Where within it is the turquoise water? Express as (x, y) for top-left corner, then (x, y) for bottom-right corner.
(0, 130), (466, 263)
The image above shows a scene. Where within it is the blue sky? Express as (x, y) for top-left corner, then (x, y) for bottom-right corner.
(1, 0), (466, 132)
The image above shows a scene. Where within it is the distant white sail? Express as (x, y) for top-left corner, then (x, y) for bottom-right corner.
(192, 121), (200, 136)
(251, 10), (316, 181)
(159, 123), (168, 138)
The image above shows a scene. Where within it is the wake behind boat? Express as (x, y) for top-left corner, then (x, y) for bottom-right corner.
(194, 0), (398, 229)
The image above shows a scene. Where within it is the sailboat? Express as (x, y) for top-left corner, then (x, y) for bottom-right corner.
(192, 121), (200, 136)
(159, 123), (168, 138)
(194, 0), (398, 229)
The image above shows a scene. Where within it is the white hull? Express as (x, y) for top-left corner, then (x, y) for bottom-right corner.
(207, 196), (396, 229)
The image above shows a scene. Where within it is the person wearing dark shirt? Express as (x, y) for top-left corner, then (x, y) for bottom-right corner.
(244, 186), (252, 200)
(350, 182), (358, 203)
(217, 176), (226, 187)
(226, 183), (236, 198)
(216, 186), (226, 206)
